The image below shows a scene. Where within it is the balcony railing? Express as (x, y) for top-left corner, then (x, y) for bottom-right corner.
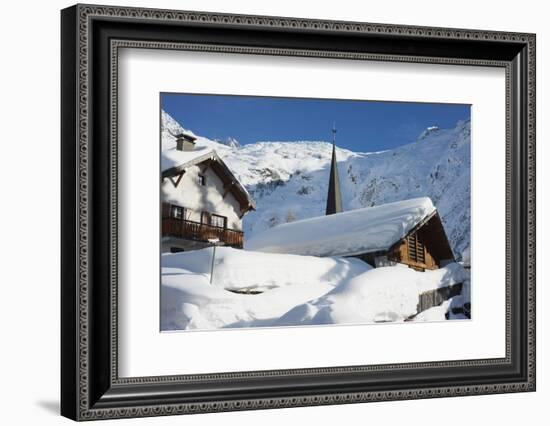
(162, 217), (244, 248)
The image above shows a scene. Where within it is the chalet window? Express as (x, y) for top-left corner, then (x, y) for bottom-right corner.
(201, 211), (210, 225)
(211, 214), (227, 229)
(408, 233), (426, 264)
(198, 174), (206, 186)
(171, 205), (185, 220)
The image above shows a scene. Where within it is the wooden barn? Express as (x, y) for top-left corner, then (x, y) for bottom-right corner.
(351, 208), (455, 271)
(245, 197), (455, 271)
(161, 133), (255, 253)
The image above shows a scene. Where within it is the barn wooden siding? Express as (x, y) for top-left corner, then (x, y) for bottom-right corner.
(349, 213), (454, 272)
(417, 282), (463, 313)
(389, 212), (455, 271)
(390, 230), (438, 271)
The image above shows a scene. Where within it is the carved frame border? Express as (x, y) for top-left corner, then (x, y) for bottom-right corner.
(61, 3), (536, 421)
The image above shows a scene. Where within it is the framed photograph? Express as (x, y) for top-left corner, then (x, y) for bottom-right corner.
(61, 4), (536, 421)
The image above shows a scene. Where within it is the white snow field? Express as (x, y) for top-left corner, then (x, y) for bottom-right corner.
(161, 248), (470, 331)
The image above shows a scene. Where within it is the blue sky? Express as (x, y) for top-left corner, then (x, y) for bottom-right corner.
(161, 93), (470, 152)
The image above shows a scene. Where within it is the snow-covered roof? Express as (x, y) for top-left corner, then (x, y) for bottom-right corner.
(245, 197), (436, 257)
(161, 146), (216, 173)
(162, 146), (256, 210)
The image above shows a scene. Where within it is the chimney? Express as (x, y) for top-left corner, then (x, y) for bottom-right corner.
(176, 133), (197, 151)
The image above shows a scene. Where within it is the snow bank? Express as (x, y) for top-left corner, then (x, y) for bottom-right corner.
(161, 247), (371, 330)
(415, 263), (469, 294)
(276, 263), (468, 326)
(276, 267), (420, 325)
(161, 248), (469, 331)
(413, 300), (452, 322)
(245, 197), (436, 257)
(162, 273), (347, 330)
(162, 247), (371, 292)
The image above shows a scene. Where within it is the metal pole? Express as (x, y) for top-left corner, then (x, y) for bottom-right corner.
(209, 244), (216, 284)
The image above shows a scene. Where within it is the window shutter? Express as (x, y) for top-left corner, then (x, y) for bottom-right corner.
(408, 233), (426, 264)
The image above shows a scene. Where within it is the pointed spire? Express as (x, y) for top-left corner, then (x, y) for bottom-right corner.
(326, 123), (343, 215)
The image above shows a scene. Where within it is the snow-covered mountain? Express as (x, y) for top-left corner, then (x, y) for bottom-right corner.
(161, 110), (471, 257)
(223, 137), (241, 148)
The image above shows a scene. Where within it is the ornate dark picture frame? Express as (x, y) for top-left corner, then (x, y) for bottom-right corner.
(61, 4), (536, 421)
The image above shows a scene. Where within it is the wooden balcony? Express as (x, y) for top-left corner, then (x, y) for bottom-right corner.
(162, 217), (244, 248)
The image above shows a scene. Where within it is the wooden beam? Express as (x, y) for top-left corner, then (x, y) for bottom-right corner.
(168, 170), (185, 188)
(416, 283), (463, 313)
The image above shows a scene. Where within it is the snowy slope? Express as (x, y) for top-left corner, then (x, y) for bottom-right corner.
(161, 248), (468, 330)
(161, 110), (471, 257)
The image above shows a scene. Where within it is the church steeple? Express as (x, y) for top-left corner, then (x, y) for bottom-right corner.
(326, 123), (343, 215)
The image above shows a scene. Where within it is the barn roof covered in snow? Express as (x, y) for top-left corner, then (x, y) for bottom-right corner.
(245, 197), (437, 257)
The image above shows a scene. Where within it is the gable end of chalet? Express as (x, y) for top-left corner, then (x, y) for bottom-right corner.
(162, 151), (255, 214)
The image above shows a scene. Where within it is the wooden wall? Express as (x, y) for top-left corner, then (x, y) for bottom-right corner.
(388, 213), (454, 271)
(349, 213), (455, 272)
(389, 231), (439, 271)
(417, 283), (463, 313)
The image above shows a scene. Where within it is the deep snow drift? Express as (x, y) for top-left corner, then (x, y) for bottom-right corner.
(161, 248), (469, 331)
